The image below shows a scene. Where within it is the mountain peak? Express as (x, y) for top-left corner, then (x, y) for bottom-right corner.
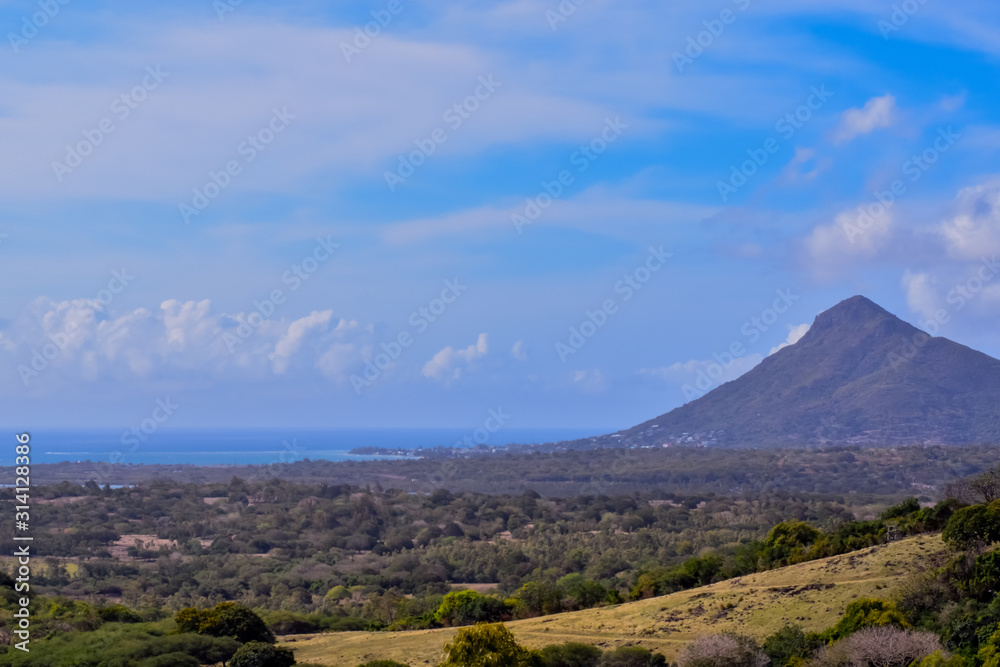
(803, 295), (920, 343)
(592, 296), (1000, 448)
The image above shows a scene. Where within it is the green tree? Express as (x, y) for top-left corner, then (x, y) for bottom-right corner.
(435, 590), (508, 626)
(175, 602), (275, 644)
(538, 642), (602, 667)
(762, 521), (822, 566)
(943, 501), (1000, 549)
(439, 623), (541, 667)
(229, 641), (296, 667)
(511, 581), (564, 617)
(824, 598), (909, 641)
(762, 625), (818, 667)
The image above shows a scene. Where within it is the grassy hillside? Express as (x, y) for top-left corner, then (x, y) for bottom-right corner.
(284, 533), (947, 666)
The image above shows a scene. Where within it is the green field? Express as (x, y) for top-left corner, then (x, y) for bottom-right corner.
(283, 533), (947, 666)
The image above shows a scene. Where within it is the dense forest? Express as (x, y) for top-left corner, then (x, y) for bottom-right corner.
(13, 442), (1000, 496)
(2, 455), (1000, 665)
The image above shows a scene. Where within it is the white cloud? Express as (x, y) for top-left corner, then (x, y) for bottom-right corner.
(940, 179), (1000, 259)
(803, 205), (894, 279)
(769, 323), (810, 355)
(422, 333), (488, 381)
(270, 310), (333, 374)
(832, 94), (896, 143)
(380, 188), (717, 244)
(902, 271), (941, 320)
(0, 297), (374, 391)
(640, 354), (763, 387)
(511, 340), (527, 361)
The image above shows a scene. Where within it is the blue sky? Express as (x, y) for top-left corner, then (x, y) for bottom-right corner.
(2, 0), (1000, 430)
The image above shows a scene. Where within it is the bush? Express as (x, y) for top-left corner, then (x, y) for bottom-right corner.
(434, 590), (508, 626)
(823, 598), (909, 641)
(762, 625), (818, 666)
(596, 645), (667, 667)
(943, 501), (1000, 550)
(812, 626), (944, 667)
(677, 632), (769, 667)
(538, 642), (602, 667)
(229, 641), (296, 667)
(175, 602), (275, 644)
(97, 603), (143, 623)
(439, 622), (541, 667)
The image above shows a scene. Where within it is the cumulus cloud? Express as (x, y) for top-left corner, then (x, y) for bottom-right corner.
(511, 340), (527, 361)
(640, 354), (763, 389)
(270, 310), (333, 374)
(803, 204), (894, 279)
(769, 323), (810, 355)
(902, 271), (941, 320)
(422, 333), (488, 381)
(832, 94), (896, 143)
(940, 179), (1000, 259)
(1, 297), (372, 391)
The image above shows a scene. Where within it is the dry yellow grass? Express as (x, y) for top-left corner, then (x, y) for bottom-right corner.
(283, 533), (947, 667)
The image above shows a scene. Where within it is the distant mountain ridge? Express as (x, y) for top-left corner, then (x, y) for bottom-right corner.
(583, 295), (1000, 448)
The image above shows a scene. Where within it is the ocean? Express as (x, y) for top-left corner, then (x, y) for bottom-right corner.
(18, 427), (606, 466)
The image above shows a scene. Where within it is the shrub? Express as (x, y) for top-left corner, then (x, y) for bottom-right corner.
(439, 622), (541, 667)
(677, 632), (769, 667)
(812, 626), (944, 667)
(762, 625), (818, 666)
(174, 602), (275, 644)
(823, 598), (909, 641)
(943, 501), (1000, 550)
(539, 642), (602, 667)
(97, 603), (143, 623)
(596, 645), (667, 667)
(229, 641), (296, 667)
(434, 590), (508, 626)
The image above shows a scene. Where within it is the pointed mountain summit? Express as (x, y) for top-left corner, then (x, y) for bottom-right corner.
(597, 296), (1000, 447)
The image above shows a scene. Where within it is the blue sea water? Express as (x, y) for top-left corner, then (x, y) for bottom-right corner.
(17, 427), (606, 466)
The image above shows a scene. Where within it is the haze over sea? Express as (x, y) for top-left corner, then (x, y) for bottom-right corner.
(17, 428), (606, 467)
